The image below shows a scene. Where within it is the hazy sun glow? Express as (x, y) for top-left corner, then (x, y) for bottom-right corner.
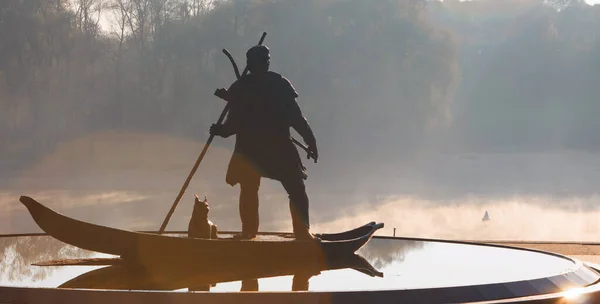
(563, 287), (586, 300)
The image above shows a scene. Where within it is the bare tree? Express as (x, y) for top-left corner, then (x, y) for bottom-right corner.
(74, 0), (105, 40)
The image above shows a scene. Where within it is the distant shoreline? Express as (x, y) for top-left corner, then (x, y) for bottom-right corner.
(470, 241), (600, 256)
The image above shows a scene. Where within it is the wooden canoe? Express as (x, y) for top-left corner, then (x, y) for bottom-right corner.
(58, 253), (383, 290)
(20, 196), (383, 271)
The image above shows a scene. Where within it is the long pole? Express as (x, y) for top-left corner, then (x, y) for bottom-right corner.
(157, 32), (267, 234)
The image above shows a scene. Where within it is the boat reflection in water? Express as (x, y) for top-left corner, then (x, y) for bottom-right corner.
(57, 252), (383, 292)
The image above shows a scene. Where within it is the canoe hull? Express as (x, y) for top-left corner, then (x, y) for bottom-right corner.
(20, 196), (383, 271)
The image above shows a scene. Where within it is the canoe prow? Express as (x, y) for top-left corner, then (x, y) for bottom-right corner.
(20, 195), (43, 218)
(20, 195), (136, 256)
(317, 222), (384, 241)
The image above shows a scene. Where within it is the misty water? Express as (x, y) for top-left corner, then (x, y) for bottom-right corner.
(3, 0), (600, 242)
(3, 133), (600, 242)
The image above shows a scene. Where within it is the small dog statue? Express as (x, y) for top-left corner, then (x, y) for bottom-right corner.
(188, 194), (218, 239)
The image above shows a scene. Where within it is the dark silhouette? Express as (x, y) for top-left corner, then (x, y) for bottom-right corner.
(240, 279), (259, 291)
(212, 45), (319, 241)
(188, 284), (212, 292)
(187, 195), (218, 239)
(291, 272), (314, 291)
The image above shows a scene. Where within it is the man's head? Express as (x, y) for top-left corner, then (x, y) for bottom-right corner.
(246, 45), (270, 74)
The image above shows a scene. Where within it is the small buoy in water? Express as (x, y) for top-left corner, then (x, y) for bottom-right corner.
(482, 211), (490, 222)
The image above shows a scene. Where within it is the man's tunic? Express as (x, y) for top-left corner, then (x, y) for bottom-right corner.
(223, 71), (307, 186)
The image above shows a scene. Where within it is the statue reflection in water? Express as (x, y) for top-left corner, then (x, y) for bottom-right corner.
(240, 279), (259, 291)
(188, 278), (259, 292)
(191, 271), (317, 292)
(57, 252), (380, 292)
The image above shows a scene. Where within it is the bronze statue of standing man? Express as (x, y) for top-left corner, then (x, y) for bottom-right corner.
(211, 45), (319, 241)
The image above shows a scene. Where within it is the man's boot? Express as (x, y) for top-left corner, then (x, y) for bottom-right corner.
(232, 232), (256, 240)
(293, 223), (320, 241)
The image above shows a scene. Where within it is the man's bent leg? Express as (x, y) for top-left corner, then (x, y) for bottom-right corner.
(281, 177), (313, 240)
(239, 176), (260, 238)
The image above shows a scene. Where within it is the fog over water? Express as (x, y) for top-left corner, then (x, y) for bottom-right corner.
(2, 0), (600, 241)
